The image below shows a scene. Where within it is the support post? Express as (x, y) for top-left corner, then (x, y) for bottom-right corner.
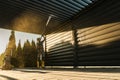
(43, 35), (47, 68)
(72, 25), (78, 68)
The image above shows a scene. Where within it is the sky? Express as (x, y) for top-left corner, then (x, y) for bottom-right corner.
(0, 28), (40, 54)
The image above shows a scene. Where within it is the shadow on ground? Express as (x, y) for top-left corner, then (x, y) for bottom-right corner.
(14, 69), (49, 74)
(44, 68), (120, 73)
(76, 68), (120, 73)
(0, 75), (18, 80)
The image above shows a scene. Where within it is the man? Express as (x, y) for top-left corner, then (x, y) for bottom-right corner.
(37, 36), (45, 68)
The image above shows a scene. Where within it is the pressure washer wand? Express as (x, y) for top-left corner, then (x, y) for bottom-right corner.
(46, 14), (56, 27)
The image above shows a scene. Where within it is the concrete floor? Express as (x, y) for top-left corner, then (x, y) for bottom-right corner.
(0, 68), (120, 80)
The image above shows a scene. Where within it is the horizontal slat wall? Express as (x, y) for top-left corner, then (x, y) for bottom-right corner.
(77, 23), (120, 65)
(75, 0), (120, 66)
(45, 29), (74, 66)
(45, 0), (120, 66)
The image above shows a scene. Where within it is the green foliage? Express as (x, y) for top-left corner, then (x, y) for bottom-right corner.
(22, 40), (37, 67)
(10, 39), (38, 68)
(2, 30), (38, 68)
(0, 53), (5, 66)
(16, 40), (24, 68)
(11, 57), (19, 67)
(30, 40), (37, 67)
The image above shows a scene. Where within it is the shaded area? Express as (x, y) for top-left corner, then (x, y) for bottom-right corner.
(14, 69), (49, 74)
(78, 39), (120, 66)
(48, 0), (120, 34)
(77, 68), (120, 73)
(45, 0), (120, 67)
(0, 75), (18, 80)
(0, 0), (119, 35)
(0, 0), (95, 34)
(46, 41), (74, 66)
(0, 1), (60, 34)
(46, 38), (120, 66)
(20, 70), (48, 74)
(0, 1), (24, 28)
(73, 0), (120, 28)
(44, 68), (120, 73)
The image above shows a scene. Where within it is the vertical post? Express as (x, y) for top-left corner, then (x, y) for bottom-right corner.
(44, 35), (47, 68)
(44, 35), (47, 55)
(72, 25), (78, 68)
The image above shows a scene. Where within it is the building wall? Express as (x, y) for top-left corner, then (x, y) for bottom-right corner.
(45, 0), (120, 66)
(45, 25), (74, 66)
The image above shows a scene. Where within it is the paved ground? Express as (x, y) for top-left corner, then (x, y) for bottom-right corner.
(0, 68), (120, 80)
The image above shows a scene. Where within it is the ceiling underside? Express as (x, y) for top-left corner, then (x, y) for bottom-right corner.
(0, 0), (96, 34)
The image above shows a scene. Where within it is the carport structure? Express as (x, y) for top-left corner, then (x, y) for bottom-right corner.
(0, 0), (120, 68)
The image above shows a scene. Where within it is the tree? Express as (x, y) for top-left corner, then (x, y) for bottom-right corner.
(3, 30), (16, 68)
(22, 40), (38, 67)
(0, 53), (5, 66)
(16, 40), (24, 68)
(30, 40), (37, 67)
(6, 31), (16, 56)
(23, 40), (31, 67)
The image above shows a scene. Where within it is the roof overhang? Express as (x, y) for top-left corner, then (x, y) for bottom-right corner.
(0, 0), (97, 34)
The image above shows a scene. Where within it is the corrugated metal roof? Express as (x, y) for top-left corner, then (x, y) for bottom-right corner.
(0, 0), (97, 34)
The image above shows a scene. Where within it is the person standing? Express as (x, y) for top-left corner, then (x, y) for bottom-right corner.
(36, 36), (45, 68)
